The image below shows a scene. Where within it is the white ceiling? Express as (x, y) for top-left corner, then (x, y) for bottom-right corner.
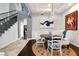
(28, 3), (76, 15)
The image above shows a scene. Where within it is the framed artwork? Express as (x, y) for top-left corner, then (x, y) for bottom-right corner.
(40, 19), (54, 28)
(65, 11), (78, 30)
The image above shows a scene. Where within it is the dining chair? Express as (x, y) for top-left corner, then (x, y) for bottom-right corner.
(52, 39), (62, 56)
(47, 38), (62, 56)
(36, 37), (45, 47)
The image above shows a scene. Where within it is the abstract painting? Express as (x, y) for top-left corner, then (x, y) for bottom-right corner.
(40, 19), (54, 28)
(65, 11), (78, 30)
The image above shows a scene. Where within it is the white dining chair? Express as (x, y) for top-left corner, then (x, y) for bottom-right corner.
(47, 37), (62, 56)
(36, 37), (45, 47)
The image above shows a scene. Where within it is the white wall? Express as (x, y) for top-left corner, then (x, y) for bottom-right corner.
(0, 22), (18, 49)
(9, 3), (17, 16)
(32, 14), (64, 38)
(18, 3), (32, 38)
(62, 4), (79, 47)
(0, 3), (9, 19)
(19, 14), (27, 38)
(18, 14), (32, 38)
(0, 3), (9, 14)
(0, 3), (18, 49)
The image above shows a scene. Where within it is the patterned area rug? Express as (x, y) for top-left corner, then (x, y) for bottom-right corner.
(32, 43), (77, 56)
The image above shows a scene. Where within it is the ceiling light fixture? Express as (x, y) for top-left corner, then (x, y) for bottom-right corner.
(68, 3), (73, 6)
(47, 4), (55, 20)
(50, 3), (54, 19)
(41, 8), (51, 12)
(44, 9), (51, 11)
(48, 4), (51, 7)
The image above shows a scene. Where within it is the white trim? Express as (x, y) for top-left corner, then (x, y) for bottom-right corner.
(70, 42), (79, 47)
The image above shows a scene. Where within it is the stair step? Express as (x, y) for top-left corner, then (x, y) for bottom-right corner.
(0, 16), (17, 37)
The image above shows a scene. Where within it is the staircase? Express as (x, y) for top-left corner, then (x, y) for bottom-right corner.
(0, 10), (18, 36)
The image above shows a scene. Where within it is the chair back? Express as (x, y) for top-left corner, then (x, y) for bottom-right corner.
(48, 37), (62, 49)
(47, 40), (53, 52)
(53, 39), (62, 50)
(41, 37), (45, 42)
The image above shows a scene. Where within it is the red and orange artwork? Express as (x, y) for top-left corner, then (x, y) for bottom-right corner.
(65, 11), (78, 30)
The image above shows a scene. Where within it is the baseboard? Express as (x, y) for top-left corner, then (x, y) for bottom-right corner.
(70, 42), (79, 47)
(0, 38), (20, 49)
(70, 43), (79, 56)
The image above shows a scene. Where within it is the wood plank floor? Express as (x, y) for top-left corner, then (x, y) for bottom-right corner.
(18, 40), (79, 56)
(18, 40), (36, 56)
(70, 44), (79, 56)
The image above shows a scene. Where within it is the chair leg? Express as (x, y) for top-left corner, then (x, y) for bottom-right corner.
(60, 48), (62, 56)
(51, 49), (53, 56)
(67, 45), (69, 49)
(43, 43), (44, 48)
(47, 47), (51, 56)
(36, 43), (38, 47)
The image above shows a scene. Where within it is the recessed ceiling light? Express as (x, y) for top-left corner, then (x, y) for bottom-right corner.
(68, 3), (73, 6)
(44, 9), (51, 11)
(41, 9), (51, 12)
(48, 4), (51, 7)
(41, 8), (52, 12)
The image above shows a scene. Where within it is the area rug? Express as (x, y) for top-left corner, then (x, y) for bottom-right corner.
(32, 43), (77, 56)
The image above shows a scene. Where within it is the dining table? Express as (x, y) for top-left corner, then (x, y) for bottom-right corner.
(40, 34), (62, 49)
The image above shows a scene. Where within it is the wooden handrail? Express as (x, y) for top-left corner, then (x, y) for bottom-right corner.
(0, 10), (16, 15)
(0, 13), (18, 21)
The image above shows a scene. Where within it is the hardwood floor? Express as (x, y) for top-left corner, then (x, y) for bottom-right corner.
(18, 40), (36, 56)
(18, 40), (79, 56)
(70, 44), (79, 56)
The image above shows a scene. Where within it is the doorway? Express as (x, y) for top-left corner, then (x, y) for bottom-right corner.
(24, 25), (27, 39)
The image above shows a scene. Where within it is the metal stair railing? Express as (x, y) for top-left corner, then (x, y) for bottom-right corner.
(0, 10), (18, 36)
